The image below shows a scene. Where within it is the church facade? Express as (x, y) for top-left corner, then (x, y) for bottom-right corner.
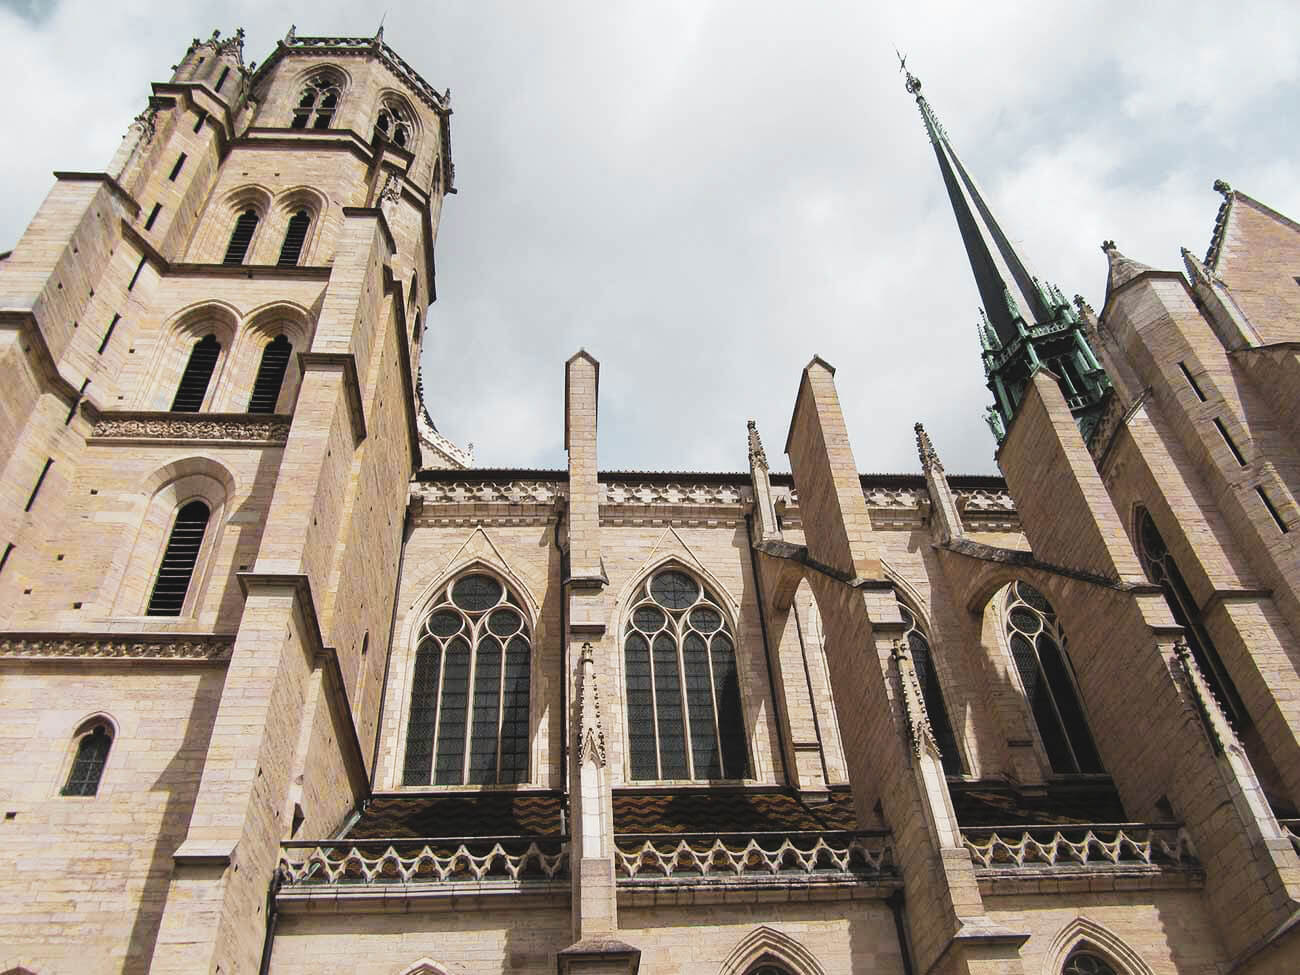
(1, 26), (1299, 975)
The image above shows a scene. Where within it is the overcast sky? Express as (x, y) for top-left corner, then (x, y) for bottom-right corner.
(2, 1), (1298, 475)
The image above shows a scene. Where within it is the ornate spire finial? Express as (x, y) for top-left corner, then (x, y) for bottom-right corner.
(746, 419), (769, 470)
(914, 422), (943, 475)
(285, 24), (297, 43)
(1101, 239), (1116, 253)
(1213, 179), (1232, 199)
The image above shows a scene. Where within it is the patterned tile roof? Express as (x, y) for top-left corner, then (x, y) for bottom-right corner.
(613, 788), (859, 834)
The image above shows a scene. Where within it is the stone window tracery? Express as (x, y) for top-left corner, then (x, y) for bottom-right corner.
(623, 567), (749, 781)
(1063, 950), (1118, 975)
(62, 721), (113, 796)
(1136, 509), (1247, 726)
(374, 99), (414, 149)
(1003, 581), (1103, 774)
(899, 601), (964, 775)
(291, 74), (340, 130)
(402, 572), (530, 786)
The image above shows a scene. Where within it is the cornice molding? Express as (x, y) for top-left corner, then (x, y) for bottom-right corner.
(88, 410), (290, 445)
(0, 631), (233, 662)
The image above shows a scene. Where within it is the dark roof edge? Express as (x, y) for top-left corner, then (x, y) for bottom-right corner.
(415, 468), (1008, 490)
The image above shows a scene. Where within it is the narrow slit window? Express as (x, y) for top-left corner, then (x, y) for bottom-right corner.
(1213, 418), (1247, 466)
(97, 314), (120, 355)
(62, 724), (113, 796)
(24, 458), (53, 512)
(1257, 487), (1290, 533)
(0, 542), (13, 575)
(170, 334), (221, 412)
(144, 204), (161, 231)
(214, 66), (230, 92)
(127, 256), (146, 290)
(900, 603), (965, 775)
(1178, 362), (1207, 401)
(192, 111), (206, 133)
(247, 335), (292, 413)
(277, 211), (311, 266)
(168, 153), (187, 181)
(146, 500), (211, 616)
(223, 210), (259, 265)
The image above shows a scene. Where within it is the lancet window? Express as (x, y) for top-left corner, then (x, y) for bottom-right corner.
(1004, 581), (1103, 774)
(277, 210), (311, 266)
(1063, 951), (1117, 975)
(62, 722), (113, 796)
(223, 210), (259, 265)
(146, 500), (211, 616)
(402, 573), (531, 786)
(899, 601), (964, 775)
(247, 335), (292, 413)
(291, 74), (340, 129)
(374, 100), (413, 149)
(623, 568), (749, 781)
(1136, 509), (1247, 726)
(170, 334), (221, 412)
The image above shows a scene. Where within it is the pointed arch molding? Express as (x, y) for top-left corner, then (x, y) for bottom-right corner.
(397, 960), (454, 975)
(422, 527), (543, 625)
(1043, 917), (1154, 975)
(720, 926), (828, 975)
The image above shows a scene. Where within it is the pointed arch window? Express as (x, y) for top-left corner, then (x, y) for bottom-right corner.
(223, 210), (259, 265)
(624, 568), (749, 781)
(170, 334), (221, 412)
(899, 602), (965, 775)
(402, 573), (531, 786)
(291, 74), (340, 129)
(1004, 581), (1103, 774)
(247, 335), (292, 413)
(1063, 951), (1117, 975)
(374, 100), (413, 149)
(62, 722), (113, 796)
(146, 500), (211, 616)
(277, 210), (311, 266)
(1136, 509), (1247, 726)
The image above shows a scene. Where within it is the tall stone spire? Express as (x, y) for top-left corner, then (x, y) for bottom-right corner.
(902, 64), (1111, 444)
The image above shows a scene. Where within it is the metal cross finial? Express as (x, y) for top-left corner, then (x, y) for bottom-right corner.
(896, 46), (922, 95)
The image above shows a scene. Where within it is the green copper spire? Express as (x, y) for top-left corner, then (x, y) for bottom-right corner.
(901, 60), (1111, 444)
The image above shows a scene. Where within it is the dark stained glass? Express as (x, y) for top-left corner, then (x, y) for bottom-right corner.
(434, 638), (470, 784)
(908, 626), (964, 775)
(652, 633), (688, 778)
(1037, 633), (1103, 773)
(1008, 607), (1041, 634)
(451, 574), (502, 612)
(682, 632), (720, 778)
(650, 570), (698, 610)
(632, 605), (665, 632)
(427, 610), (461, 637)
(688, 607), (722, 633)
(711, 633), (749, 778)
(487, 609), (521, 636)
(401, 638), (441, 785)
(468, 637), (502, 784)
(499, 636), (530, 783)
(62, 726), (111, 796)
(1010, 631), (1074, 773)
(624, 632), (657, 779)
(1064, 952), (1117, 975)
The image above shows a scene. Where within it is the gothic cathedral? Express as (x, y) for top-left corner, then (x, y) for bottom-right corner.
(1, 26), (1299, 975)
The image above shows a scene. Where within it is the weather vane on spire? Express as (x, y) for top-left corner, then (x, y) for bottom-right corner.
(895, 46), (922, 95)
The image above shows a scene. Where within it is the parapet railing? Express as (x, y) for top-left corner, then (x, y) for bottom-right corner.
(278, 835), (568, 886)
(960, 823), (1196, 870)
(612, 830), (894, 881)
(1279, 819), (1300, 856)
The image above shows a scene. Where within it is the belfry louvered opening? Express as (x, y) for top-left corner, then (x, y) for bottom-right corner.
(247, 335), (292, 413)
(170, 335), (221, 412)
(277, 211), (311, 266)
(223, 210), (259, 265)
(1003, 581), (1103, 774)
(146, 500), (211, 616)
(624, 567), (749, 781)
(402, 572), (532, 786)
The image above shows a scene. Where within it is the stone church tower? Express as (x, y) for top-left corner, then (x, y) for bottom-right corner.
(1, 27), (1299, 975)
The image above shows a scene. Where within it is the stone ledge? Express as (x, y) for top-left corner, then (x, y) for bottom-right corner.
(0, 631), (234, 662)
(87, 410), (291, 445)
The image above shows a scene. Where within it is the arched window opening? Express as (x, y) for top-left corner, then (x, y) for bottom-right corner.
(624, 568), (749, 781)
(374, 101), (413, 149)
(1136, 510), (1248, 726)
(277, 210), (311, 266)
(146, 500), (211, 616)
(899, 602), (965, 775)
(291, 75), (340, 129)
(747, 965), (794, 975)
(402, 573), (531, 786)
(62, 722), (113, 796)
(223, 209), (259, 265)
(170, 334), (221, 412)
(1004, 581), (1103, 774)
(247, 335), (292, 413)
(1063, 950), (1118, 975)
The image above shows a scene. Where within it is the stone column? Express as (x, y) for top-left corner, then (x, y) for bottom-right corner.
(786, 357), (1025, 975)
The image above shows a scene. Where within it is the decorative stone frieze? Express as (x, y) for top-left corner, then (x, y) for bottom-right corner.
(600, 481), (744, 506)
(613, 831), (893, 881)
(91, 411), (291, 444)
(961, 824), (1197, 871)
(413, 480), (565, 505)
(278, 839), (568, 885)
(0, 632), (234, 661)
